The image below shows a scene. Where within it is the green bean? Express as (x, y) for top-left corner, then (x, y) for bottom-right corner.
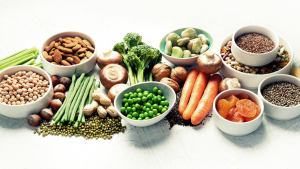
(86, 79), (96, 105)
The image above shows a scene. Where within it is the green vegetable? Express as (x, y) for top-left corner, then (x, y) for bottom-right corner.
(86, 80), (96, 105)
(198, 34), (209, 45)
(0, 53), (36, 71)
(200, 44), (209, 54)
(23, 59), (36, 65)
(0, 48), (27, 63)
(0, 46), (37, 65)
(181, 28), (197, 39)
(124, 32), (142, 51)
(33, 62), (43, 68)
(183, 50), (191, 58)
(166, 33), (181, 46)
(192, 38), (202, 54)
(171, 47), (183, 58)
(164, 40), (172, 55)
(177, 37), (190, 47)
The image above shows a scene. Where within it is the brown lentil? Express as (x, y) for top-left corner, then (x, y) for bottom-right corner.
(235, 33), (275, 53)
(261, 81), (300, 107)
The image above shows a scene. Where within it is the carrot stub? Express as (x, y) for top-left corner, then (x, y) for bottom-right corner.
(244, 104), (261, 122)
(191, 74), (222, 125)
(182, 72), (210, 120)
(236, 99), (257, 118)
(178, 68), (199, 114)
(226, 107), (244, 122)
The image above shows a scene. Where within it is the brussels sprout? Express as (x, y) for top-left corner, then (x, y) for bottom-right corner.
(183, 50), (191, 58)
(177, 37), (190, 46)
(192, 38), (202, 54)
(181, 28), (197, 39)
(191, 54), (198, 57)
(181, 46), (187, 51)
(198, 34), (209, 45)
(200, 44), (209, 54)
(166, 33), (181, 46)
(171, 47), (183, 58)
(165, 40), (172, 55)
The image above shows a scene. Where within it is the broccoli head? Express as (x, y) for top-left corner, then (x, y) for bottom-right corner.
(112, 42), (126, 55)
(124, 33), (142, 50)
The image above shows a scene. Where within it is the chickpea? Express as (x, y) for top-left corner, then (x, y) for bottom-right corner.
(28, 71), (33, 75)
(7, 101), (11, 105)
(24, 85), (29, 89)
(13, 91), (17, 96)
(20, 97), (24, 101)
(35, 74), (40, 79)
(25, 96), (29, 100)
(33, 91), (38, 96)
(29, 83), (34, 88)
(17, 89), (22, 94)
(12, 84), (19, 90)
(0, 98), (3, 103)
(21, 71), (26, 75)
(6, 95), (10, 99)
(3, 75), (8, 79)
(28, 98), (33, 102)
(16, 94), (20, 99)
(32, 96), (37, 101)
(21, 101), (25, 105)
(16, 101), (21, 105)
(8, 86), (13, 91)
(11, 75), (15, 78)
(9, 91), (13, 95)
(29, 93), (33, 98)
(4, 99), (8, 103)
(26, 73), (30, 77)
(39, 76), (44, 80)
(22, 88), (27, 92)
(12, 102), (16, 105)
(28, 77), (33, 83)
(28, 88), (33, 93)
(42, 81), (48, 87)
(40, 90), (45, 94)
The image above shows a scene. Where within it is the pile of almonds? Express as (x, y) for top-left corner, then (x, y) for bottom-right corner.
(43, 36), (95, 66)
(152, 63), (187, 92)
(0, 71), (49, 105)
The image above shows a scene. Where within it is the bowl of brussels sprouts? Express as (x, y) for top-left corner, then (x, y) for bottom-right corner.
(114, 82), (176, 127)
(159, 27), (213, 66)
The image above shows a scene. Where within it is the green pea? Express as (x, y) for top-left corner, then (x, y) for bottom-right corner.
(136, 98), (142, 103)
(160, 101), (165, 106)
(157, 113), (161, 116)
(143, 91), (149, 96)
(136, 88), (142, 93)
(132, 112), (139, 117)
(126, 107), (132, 112)
(132, 98), (137, 103)
(135, 104), (141, 110)
(153, 87), (158, 94)
(142, 106), (147, 111)
(139, 114), (145, 119)
(152, 96), (158, 102)
(138, 93), (143, 98)
(120, 107), (126, 113)
(157, 97), (162, 102)
(161, 96), (166, 101)
(138, 117), (143, 120)
(149, 111), (153, 117)
(143, 102), (147, 106)
(157, 90), (163, 95)
(164, 106), (168, 110)
(147, 100), (153, 105)
(150, 107), (153, 110)
(124, 103), (129, 107)
(130, 94), (135, 98)
(146, 102), (151, 108)
(127, 115), (132, 119)
(158, 105), (163, 111)
(153, 104), (159, 109)
(147, 94), (153, 100)
(137, 110), (142, 114)
(133, 92), (138, 97)
(122, 98), (128, 103)
(132, 107), (137, 112)
(145, 117), (150, 120)
(142, 96), (147, 102)
(146, 108), (150, 113)
(124, 93), (129, 98)
(144, 112), (149, 117)
(153, 109), (158, 114)
(128, 111), (132, 115)
(161, 108), (167, 113)
(128, 92), (133, 95)
(132, 117), (137, 120)
(165, 100), (169, 106)
(128, 99), (133, 105)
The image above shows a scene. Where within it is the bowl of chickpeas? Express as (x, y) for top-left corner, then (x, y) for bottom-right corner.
(0, 65), (53, 118)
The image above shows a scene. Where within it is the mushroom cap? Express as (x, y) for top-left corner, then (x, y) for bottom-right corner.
(197, 51), (222, 74)
(100, 64), (128, 89)
(108, 84), (129, 102)
(97, 49), (123, 69)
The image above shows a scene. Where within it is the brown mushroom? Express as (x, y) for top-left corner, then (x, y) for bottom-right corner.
(197, 51), (222, 74)
(152, 63), (171, 81)
(108, 84), (129, 102)
(100, 64), (128, 89)
(219, 78), (242, 93)
(97, 49), (123, 69)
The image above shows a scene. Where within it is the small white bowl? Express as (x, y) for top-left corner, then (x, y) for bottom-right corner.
(258, 74), (300, 120)
(219, 34), (293, 89)
(213, 89), (264, 136)
(40, 31), (98, 77)
(114, 82), (176, 127)
(231, 25), (279, 66)
(0, 65), (54, 118)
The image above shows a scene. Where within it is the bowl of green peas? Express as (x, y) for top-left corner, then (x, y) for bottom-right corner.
(114, 82), (176, 127)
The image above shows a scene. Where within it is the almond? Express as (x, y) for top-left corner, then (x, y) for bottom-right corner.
(43, 51), (53, 62)
(61, 60), (71, 66)
(80, 57), (88, 63)
(45, 41), (55, 52)
(49, 48), (55, 55)
(83, 39), (92, 47)
(86, 51), (93, 58)
(61, 53), (73, 57)
(73, 56), (81, 64)
(58, 46), (73, 53)
(66, 57), (74, 63)
(75, 36), (86, 47)
(78, 48), (87, 53)
(72, 44), (81, 51)
(87, 46), (95, 52)
(64, 39), (78, 48)
(53, 49), (62, 64)
(51, 62), (60, 65)
(78, 53), (85, 57)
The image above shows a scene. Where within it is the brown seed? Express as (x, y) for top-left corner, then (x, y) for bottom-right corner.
(73, 56), (81, 64)
(86, 51), (93, 58)
(83, 39), (92, 47)
(53, 49), (62, 64)
(87, 46), (95, 52)
(78, 53), (86, 57)
(27, 114), (42, 126)
(61, 60), (71, 66)
(40, 108), (53, 120)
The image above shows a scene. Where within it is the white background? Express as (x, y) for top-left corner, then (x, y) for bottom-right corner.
(0, 0), (300, 168)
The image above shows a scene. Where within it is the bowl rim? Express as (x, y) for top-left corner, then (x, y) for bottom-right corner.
(219, 33), (294, 77)
(257, 74), (300, 109)
(114, 81), (176, 123)
(40, 31), (98, 68)
(232, 25), (280, 56)
(0, 65), (52, 107)
(213, 88), (264, 124)
(159, 27), (214, 60)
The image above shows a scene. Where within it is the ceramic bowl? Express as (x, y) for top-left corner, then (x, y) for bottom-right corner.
(0, 65), (54, 118)
(257, 74), (300, 120)
(114, 82), (176, 127)
(159, 27), (213, 66)
(40, 31), (98, 77)
(219, 34), (293, 89)
(231, 25), (279, 66)
(213, 89), (264, 136)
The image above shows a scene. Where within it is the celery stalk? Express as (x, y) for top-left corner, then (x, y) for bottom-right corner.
(0, 49), (27, 62)
(0, 53), (36, 71)
(0, 46), (38, 65)
(23, 59), (36, 65)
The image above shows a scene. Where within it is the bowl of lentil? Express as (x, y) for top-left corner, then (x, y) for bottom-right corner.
(231, 25), (279, 67)
(213, 88), (264, 136)
(219, 34), (293, 89)
(114, 81), (176, 127)
(258, 74), (300, 120)
(0, 65), (54, 118)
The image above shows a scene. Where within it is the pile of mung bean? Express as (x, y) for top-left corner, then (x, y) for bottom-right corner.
(35, 113), (126, 140)
(221, 41), (290, 74)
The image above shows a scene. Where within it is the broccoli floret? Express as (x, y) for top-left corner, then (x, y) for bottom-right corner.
(148, 48), (162, 81)
(112, 42), (126, 55)
(124, 33), (142, 50)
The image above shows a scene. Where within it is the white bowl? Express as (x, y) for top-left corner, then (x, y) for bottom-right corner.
(40, 31), (98, 77)
(258, 74), (300, 120)
(159, 27), (213, 66)
(213, 89), (264, 136)
(231, 25), (279, 66)
(219, 34), (293, 89)
(114, 82), (176, 127)
(0, 65), (54, 118)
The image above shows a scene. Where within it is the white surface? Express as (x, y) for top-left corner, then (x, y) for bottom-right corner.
(0, 0), (300, 169)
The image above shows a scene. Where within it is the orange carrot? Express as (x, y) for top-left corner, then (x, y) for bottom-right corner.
(182, 72), (210, 120)
(191, 74), (222, 125)
(178, 68), (199, 114)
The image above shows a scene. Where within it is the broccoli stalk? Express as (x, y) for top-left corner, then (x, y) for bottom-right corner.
(148, 49), (162, 81)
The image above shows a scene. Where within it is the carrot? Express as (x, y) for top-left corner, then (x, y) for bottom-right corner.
(191, 74), (222, 125)
(178, 68), (199, 114)
(182, 72), (210, 120)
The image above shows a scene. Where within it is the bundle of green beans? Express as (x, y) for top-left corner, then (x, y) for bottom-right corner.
(53, 73), (98, 128)
(0, 47), (43, 70)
